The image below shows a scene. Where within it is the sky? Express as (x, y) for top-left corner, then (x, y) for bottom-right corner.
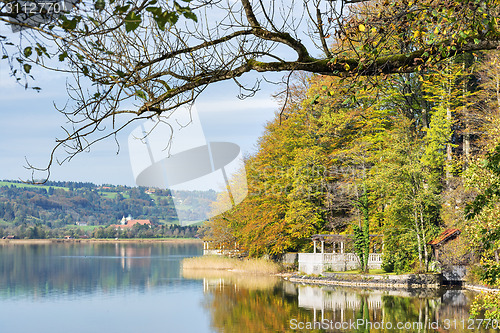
(0, 0), (329, 189)
(0, 44), (281, 187)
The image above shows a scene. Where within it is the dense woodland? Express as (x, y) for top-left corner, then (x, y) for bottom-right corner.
(203, 52), (500, 317)
(0, 181), (211, 238)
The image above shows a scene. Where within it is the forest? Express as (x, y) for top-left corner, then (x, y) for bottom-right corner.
(0, 180), (209, 238)
(203, 51), (500, 317)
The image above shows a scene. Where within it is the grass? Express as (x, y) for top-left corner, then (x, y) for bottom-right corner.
(0, 181), (67, 191)
(98, 191), (130, 199)
(98, 192), (117, 199)
(63, 225), (99, 232)
(182, 255), (281, 275)
(183, 220), (206, 227)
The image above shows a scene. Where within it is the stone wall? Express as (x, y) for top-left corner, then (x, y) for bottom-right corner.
(290, 273), (443, 289)
(282, 252), (298, 265)
(298, 253), (324, 275)
(298, 253), (382, 275)
(442, 265), (467, 284)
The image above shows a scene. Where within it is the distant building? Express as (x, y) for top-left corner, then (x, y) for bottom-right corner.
(76, 222), (88, 227)
(145, 188), (156, 195)
(428, 228), (461, 261)
(428, 228), (467, 284)
(111, 215), (152, 230)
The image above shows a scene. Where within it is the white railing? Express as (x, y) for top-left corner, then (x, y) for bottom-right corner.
(299, 252), (383, 274)
(203, 249), (241, 256)
(369, 253), (383, 263)
(322, 253), (381, 263)
(323, 253), (359, 262)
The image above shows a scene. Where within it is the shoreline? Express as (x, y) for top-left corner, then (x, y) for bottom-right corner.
(286, 273), (443, 289)
(0, 238), (203, 245)
(463, 283), (500, 293)
(286, 273), (500, 292)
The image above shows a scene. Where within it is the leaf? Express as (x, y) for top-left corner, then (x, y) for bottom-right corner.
(114, 5), (130, 14)
(94, 0), (105, 11)
(61, 17), (80, 31)
(59, 51), (68, 62)
(146, 6), (162, 16)
(135, 90), (148, 100)
(124, 11), (141, 32)
(154, 11), (179, 30)
(183, 11), (197, 22)
(310, 94), (320, 105)
(358, 24), (366, 32)
(23, 64), (32, 74)
(23, 47), (32, 58)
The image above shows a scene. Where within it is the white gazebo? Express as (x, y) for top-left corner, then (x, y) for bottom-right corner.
(298, 234), (383, 274)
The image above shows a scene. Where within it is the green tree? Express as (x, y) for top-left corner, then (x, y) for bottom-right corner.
(353, 189), (370, 273)
(372, 117), (441, 273)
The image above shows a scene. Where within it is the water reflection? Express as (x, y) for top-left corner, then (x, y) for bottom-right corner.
(0, 242), (201, 299)
(0, 244), (494, 333)
(185, 270), (494, 333)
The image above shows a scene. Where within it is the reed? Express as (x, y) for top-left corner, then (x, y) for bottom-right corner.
(182, 256), (280, 275)
(182, 269), (280, 290)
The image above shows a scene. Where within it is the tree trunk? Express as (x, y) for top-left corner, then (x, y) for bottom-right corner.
(414, 209), (423, 270)
(446, 77), (453, 187)
(363, 207), (370, 273)
(463, 62), (471, 163)
(420, 210), (429, 271)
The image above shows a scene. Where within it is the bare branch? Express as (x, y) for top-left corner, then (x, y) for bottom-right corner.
(2, 0), (499, 181)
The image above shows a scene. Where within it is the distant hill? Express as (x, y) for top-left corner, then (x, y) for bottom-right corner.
(0, 180), (216, 229)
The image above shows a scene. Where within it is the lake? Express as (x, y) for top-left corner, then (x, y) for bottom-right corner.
(0, 242), (494, 332)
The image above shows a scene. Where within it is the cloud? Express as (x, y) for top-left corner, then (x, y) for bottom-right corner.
(197, 97), (279, 113)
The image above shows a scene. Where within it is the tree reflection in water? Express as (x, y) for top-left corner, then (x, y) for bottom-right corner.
(184, 270), (496, 333)
(0, 242), (201, 298)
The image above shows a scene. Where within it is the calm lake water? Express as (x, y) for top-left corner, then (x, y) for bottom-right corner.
(0, 242), (493, 332)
